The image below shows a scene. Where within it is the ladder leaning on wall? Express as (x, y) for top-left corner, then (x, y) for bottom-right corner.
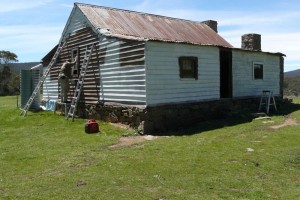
(67, 44), (95, 121)
(20, 43), (65, 117)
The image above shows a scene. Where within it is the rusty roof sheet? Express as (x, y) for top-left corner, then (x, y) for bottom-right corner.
(76, 3), (233, 48)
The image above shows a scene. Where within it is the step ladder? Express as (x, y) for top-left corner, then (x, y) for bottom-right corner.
(20, 44), (64, 117)
(258, 90), (277, 114)
(67, 44), (95, 121)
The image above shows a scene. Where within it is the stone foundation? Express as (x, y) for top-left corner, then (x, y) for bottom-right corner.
(142, 98), (260, 133)
(77, 103), (145, 128)
(76, 98), (264, 134)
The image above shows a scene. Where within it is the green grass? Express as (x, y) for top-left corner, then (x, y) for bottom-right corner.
(1, 96), (300, 199)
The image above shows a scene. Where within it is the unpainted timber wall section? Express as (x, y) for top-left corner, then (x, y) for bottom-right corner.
(44, 27), (100, 104)
(44, 27), (146, 105)
(43, 6), (91, 101)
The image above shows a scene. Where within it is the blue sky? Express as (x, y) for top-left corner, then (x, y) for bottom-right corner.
(0, 0), (299, 72)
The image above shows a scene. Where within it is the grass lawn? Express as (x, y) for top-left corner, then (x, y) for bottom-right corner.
(1, 96), (300, 199)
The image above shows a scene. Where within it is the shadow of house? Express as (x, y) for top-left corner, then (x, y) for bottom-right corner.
(160, 99), (300, 136)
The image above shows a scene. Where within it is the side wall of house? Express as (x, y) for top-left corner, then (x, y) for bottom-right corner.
(43, 6), (147, 105)
(98, 37), (146, 105)
(232, 50), (281, 97)
(145, 41), (220, 106)
(43, 27), (100, 104)
(43, 6), (92, 101)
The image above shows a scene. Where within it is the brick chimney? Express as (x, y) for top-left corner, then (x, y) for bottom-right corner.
(241, 33), (261, 51)
(202, 20), (218, 33)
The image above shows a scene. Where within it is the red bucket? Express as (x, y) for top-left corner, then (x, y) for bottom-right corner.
(85, 119), (99, 133)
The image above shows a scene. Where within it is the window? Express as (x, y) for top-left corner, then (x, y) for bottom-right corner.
(71, 48), (79, 76)
(179, 57), (198, 80)
(253, 62), (263, 80)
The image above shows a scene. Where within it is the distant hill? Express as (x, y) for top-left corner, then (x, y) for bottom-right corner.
(285, 69), (300, 78)
(284, 69), (300, 96)
(0, 62), (40, 74)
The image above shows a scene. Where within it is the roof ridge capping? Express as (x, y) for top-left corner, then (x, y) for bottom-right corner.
(75, 2), (207, 24)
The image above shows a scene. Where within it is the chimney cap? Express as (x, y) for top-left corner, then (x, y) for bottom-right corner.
(242, 33), (261, 37)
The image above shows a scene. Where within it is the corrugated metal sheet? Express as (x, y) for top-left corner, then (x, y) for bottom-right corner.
(76, 3), (233, 48)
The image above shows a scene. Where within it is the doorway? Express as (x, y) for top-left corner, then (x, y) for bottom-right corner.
(220, 49), (232, 98)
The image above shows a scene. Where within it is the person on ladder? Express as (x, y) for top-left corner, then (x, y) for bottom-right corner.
(58, 57), (77, 103)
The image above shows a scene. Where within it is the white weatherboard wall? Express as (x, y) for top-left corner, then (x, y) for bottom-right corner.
(99, 37), (146, 104)
(43, 69), (58, 101)
(145, 41), (220, 106)
(61, 6), (90, 42)
(232, 50), (280, 97)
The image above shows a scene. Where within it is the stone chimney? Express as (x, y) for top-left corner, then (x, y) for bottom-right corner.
(241, 33), (261, 51)
(202, 20), (218, 33)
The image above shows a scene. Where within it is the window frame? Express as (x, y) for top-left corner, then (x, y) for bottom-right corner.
(178, 56), (198, 80)
(71, 47), (80, 77)
(253, 62), (264, 80)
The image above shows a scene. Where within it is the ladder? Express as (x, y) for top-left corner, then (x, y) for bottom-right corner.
(67, 44), (95, 121)
(258, 90), (277, 114)
(20, 44), (64, 117)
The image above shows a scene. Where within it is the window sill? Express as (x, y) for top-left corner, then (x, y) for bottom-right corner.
(180, 78), (198, 81)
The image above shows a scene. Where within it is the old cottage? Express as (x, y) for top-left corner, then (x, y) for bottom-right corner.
(42, 3), (284, 133)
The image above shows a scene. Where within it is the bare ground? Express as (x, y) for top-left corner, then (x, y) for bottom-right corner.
(108, 122), (161, 150)
(270, 117), (299, 130)
(109, 123), (135, 131)
(108, 134), (159, 150)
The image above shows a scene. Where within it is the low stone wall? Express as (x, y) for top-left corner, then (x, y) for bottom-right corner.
(77, 103), (145, 128)
(77, 98), (262, 134)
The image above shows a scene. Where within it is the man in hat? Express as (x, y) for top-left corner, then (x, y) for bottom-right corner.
(58, 57), (77, 102)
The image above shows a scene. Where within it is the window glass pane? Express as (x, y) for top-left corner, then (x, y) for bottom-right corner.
(182, 60), (193, 71)
(179, 57), (197, 79)
(71, 48), (79, 76)
(253, 63), (263, 79)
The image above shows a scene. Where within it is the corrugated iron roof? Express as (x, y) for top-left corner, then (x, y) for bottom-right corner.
(76, 3), (233, 48)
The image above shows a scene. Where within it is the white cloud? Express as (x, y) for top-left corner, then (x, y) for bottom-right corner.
(0, 0), (55, 13)
(132, 0), (150, 10)
(0, 24), (63, 61)
(219, 11), (300, 27)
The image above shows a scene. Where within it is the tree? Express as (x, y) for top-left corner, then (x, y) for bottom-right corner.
(0, 50), (18, 64)
(0, 50), (19, 96)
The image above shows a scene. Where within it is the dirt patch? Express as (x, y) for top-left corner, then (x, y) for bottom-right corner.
(108, 135), (158, 150)
(109, 123), (135, 131)
(270, 118), (299, 130)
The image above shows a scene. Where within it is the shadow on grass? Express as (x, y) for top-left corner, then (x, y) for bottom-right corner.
(154, 100), (300, 136)
(275, 100), (300, 116)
